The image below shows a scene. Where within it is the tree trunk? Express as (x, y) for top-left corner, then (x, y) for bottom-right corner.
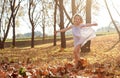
(0, 40), (4, 49)
(71, 0), (76, 16)
(81, 0), (92, 52)
(12, 17), (16, 48)
(42, 26), (45, 43)
(28, 0), (35, 48)
(1, 13), (13, 49)
(104, 0), (120, 40)
(0, 17), (2, 49)
(31, 26), (34, 48)
(11, 0), (21, 48)
(59, 0), (66, 49)
(41, 3), (46, 43)
(11, 0), (15, 48)
(53, 0), (57, 46)
(0, 0), (16, 49)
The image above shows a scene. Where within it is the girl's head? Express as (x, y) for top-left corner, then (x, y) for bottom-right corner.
(72, 14), (83, 25)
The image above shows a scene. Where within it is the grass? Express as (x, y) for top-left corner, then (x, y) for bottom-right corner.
(0, 33), (120, 66)
(1, 33), (120, 78)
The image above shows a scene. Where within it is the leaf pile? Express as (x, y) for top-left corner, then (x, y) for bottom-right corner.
(0, 57), (120, 78)
(0, 34), (120, 78)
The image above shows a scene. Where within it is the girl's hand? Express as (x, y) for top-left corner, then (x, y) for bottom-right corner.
(80, 26), (84, 28)
(54, 31), (58, 35)
(93, 23), (98, 26)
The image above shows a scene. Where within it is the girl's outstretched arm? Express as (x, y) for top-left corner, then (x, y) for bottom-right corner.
(55, 26), (72, 34)
(82, 23), (98, 27)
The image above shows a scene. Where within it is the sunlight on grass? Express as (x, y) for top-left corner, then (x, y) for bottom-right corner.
(0, 34), (120, 66)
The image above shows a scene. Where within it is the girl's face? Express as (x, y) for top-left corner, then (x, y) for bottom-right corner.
(73, 15), (81, 25)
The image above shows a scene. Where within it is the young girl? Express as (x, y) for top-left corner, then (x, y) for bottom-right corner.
(55, 14), (97, 67)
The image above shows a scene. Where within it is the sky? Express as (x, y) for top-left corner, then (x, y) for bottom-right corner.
(7, 0), (120, 38)
(96, 0), (120, 29)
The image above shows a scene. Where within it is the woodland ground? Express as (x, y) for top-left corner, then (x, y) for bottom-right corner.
(1, 34), (120, 65)
(0, 34), (120, 78)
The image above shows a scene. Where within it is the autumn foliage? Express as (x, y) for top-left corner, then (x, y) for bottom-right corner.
(0, 34), (120, 78)
(0, 56), (120, 78)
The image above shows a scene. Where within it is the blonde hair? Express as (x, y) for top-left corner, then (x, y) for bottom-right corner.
(72, 14), (83, 24)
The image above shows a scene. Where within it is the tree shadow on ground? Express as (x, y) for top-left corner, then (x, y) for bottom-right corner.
(105, 40), (120, 52)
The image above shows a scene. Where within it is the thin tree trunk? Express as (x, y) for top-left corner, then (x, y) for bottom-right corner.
(2, 13), (13, 49)
(11, 0), (21, 48)
(59, 0), (66, 49)
(0, 16), (2, 49)
(53, 0), (57, 46)
(11, 0), (16, 48)
(81, 0), (92, 52)
(0, 40), (4, 49)
(12, 17), (16, 48)
(41, 2), (46, 43)
(28, 0), (35, 48)
(71, 0), (76, 16)
(104, 0), (120, 40)
(42, 25), (45, 43)
(31, 26), (34, 48)
(0, 0), (15, 49)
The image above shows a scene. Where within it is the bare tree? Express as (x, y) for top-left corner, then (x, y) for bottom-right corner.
(104, 0), (120, 40)
(0, 0), (13, 49)
(41, 0), (47, 42)
(38, 0), (53, 43)
(28, 0), (41, 48)
(9, 0), (22, 48)
(58, 0), (66, 49)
